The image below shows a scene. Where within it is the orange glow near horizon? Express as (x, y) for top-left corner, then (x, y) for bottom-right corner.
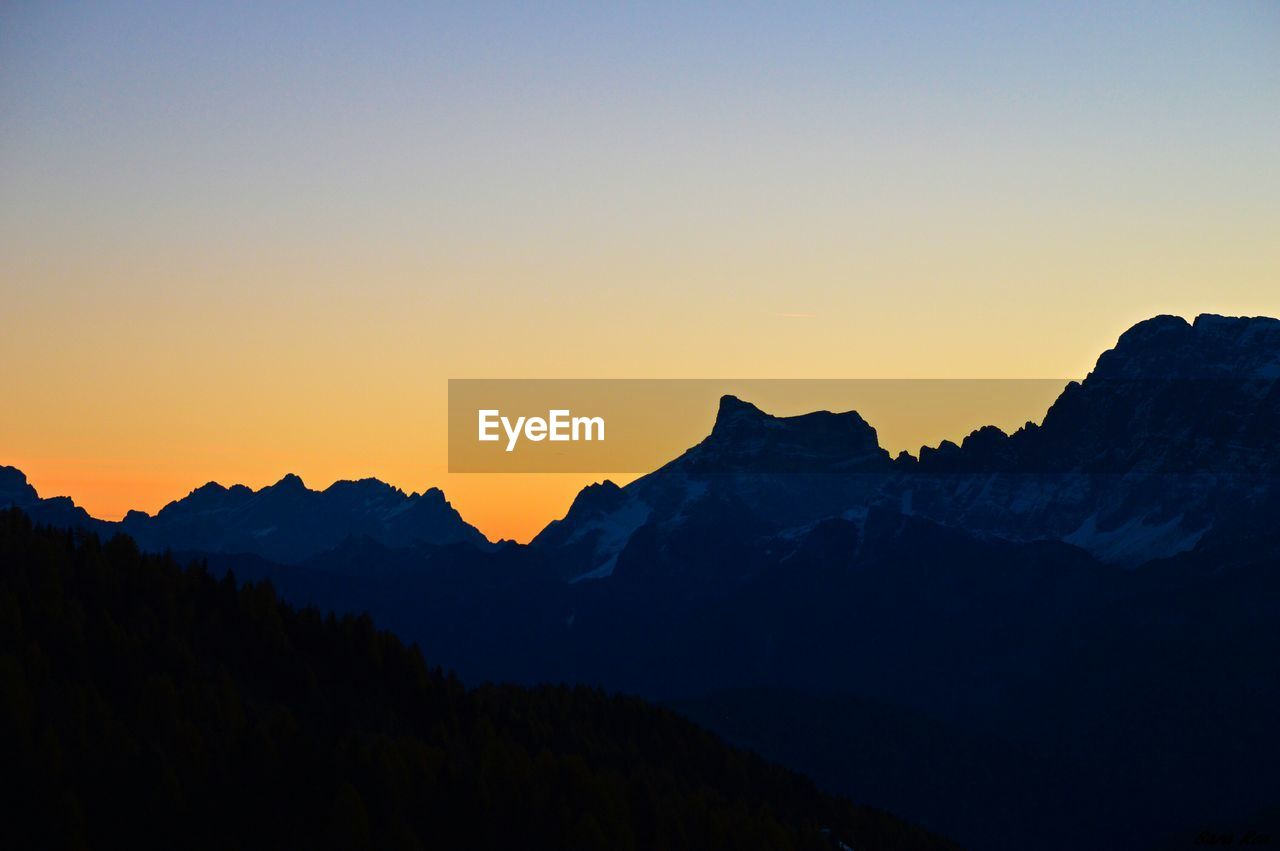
(4, 457), (624, 544)
(5, 303), (1280, 543)
(7, 376), (1074, 542)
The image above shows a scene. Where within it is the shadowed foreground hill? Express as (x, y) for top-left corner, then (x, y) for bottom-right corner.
(0, 509), (954, 851)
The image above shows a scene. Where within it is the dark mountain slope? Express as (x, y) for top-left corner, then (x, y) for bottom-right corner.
(0, 508), (956, 851)
(669, 688), (1137, 851)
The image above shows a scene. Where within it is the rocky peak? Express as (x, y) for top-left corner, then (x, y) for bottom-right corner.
(0, 465), (40, 507)
(1090, 313), (1280, 380)
(687, 395), (891, 474)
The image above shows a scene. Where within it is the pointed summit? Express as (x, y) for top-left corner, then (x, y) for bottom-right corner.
(564, 480), (626, 518)
(271, 473), (307, 490)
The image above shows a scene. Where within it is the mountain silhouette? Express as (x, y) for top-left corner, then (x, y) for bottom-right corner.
(539, 313), (1280, 578)
(681, 394), (893, 474)
(0, 468), (490, 564)
(0, 464), (104, 534)
(5, 312), (1280, 851)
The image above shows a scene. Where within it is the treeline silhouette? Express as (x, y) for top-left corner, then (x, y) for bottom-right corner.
(0, 509), (953, 851)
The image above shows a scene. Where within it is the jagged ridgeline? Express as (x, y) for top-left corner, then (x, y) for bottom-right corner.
(0, 509), (955, 851)
(4, 313), (1280, 850)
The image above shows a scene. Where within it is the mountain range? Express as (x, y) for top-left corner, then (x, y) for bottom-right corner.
(5, 312), (1280, 850)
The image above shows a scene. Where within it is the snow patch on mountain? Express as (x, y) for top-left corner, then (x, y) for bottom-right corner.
(1064, 512), (1207, 564)
(570, 555), (621, 583)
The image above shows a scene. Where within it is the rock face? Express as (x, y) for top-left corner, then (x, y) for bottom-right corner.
(528, 397), (893, 583)
(1091, 313), (1280, 380)
(0, 466), (39, 506)
(897, 314), (1280, 561)
(681, 395), (893, 474)
(536, 314), (1280, 575)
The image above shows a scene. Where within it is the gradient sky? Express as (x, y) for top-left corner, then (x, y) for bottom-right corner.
(3, 2), (1278, 541)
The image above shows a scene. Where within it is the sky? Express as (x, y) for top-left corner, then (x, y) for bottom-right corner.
(2, 1), (1279, 541)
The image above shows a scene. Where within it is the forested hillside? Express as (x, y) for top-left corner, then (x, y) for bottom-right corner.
(0, 508), (954, 851)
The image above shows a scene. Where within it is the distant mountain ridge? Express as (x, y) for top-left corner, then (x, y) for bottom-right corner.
(0, 465), (102, 533)
(536, 313), (1280, 578)
(0, 467), (490, 564)
(7, 312), (1276, 570)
